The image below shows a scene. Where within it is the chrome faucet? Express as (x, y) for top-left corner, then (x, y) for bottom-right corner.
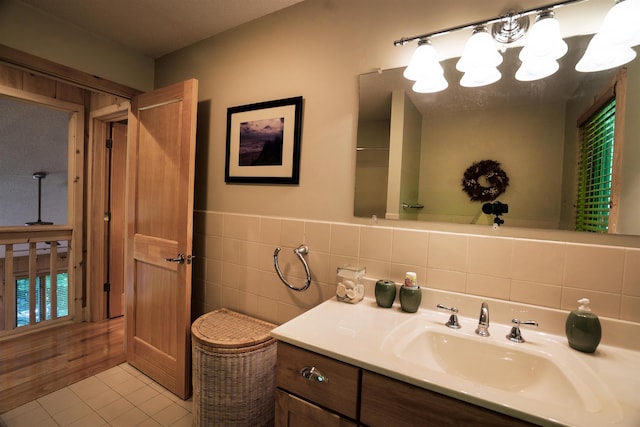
(475, 302), (490, 336)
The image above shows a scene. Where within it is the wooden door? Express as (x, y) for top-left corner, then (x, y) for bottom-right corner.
(107, 121), (127, 318)
(125, 79), (198, 399)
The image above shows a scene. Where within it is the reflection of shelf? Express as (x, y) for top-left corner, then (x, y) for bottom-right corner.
(402, 202), (424, 209)
(356, 147), (389, 151)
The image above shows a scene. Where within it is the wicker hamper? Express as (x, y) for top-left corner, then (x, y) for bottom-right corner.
(191, 308), (277, 427)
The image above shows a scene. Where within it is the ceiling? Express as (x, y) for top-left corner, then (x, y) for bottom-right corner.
(17, 0), (305, 58)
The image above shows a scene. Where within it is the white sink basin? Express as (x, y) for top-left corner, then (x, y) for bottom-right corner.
(381, 314), (623, 425)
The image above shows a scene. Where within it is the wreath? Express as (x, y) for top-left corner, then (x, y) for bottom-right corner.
(462, 160), (509, 202)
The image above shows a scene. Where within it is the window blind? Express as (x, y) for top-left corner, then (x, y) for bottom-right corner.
(16, 273), (69, 327)
(575, 99), (616, 233)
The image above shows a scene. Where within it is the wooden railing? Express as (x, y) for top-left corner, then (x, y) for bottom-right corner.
(1, 226), (73, 334)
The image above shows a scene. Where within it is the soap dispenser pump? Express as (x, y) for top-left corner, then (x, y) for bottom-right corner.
(565, 298), (601, 353)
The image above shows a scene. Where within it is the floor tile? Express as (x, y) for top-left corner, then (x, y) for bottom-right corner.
(0, 363), (192, 427)
(152, 403), (190, 427)
(37, 387), (83, 415)
(96, 397), (135, 422)
(50, 400), (93, 426)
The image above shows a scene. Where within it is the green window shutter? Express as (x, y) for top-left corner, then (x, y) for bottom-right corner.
(575, 99), (616, 233)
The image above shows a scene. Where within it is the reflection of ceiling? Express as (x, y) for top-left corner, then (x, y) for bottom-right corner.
(16, 0), (305, 58)
(359, 35), (621, 122)
(0, 96), (68, 226)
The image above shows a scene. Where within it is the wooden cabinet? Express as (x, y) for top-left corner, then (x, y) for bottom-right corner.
(275, 342), (536, 427)
(275, 342), (359, 426)
(275, 390), (357, 427)
(360, 370), (535, 427)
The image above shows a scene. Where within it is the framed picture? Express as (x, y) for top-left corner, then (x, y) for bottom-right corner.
(225, 96), (303, 184)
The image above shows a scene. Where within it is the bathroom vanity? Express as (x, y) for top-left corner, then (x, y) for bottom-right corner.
(275, 341), (533, 426)
(271, 289), (640, 426)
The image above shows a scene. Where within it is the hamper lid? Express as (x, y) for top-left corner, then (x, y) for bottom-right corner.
(191, 308), (276, 349)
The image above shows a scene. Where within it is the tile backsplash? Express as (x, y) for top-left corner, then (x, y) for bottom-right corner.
(193, 211), (640, 326)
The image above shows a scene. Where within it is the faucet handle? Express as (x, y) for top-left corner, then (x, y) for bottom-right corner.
(436, 304), (461, 329)
(506, 318), (538, 343)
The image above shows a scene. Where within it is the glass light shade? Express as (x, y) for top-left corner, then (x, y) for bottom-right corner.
(403, 42), (444, 81)
(412, 74), (448, 93)
(516, 59), (560, 81)
(595, 0), (640, 48)
(460, 67), (501, 87)
(576, 40), (637, 72)
(519, 15), (568, 62)
(456, 27), (503, 72)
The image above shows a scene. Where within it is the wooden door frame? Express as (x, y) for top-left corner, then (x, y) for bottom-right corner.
(0, 84), (85, 330)
(86, 102), (130, 321)
(1, 45), (142, 324)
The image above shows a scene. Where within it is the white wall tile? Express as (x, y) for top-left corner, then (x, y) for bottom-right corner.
(512, 240), (565, 285)
(564, 244), (625, 293)
(330, 224), (360, 257)
(390, 264), (426, 287)
(561, 288), (620, 318)
(192, 212), (639, 325)
(360, 259), (391, 282)
(304, 221), (331, 253)
(467, 236), (513, 278)
(259, 217), (282, 245)
(281, 219), (305, 248)
(620, 296), (640, 322)
(623, 249), (640, 297)
(426, 268), (466, 293)
(223, 214), (259, 240)
(511, 280), (562, 309)
(427, 232), (467, 272)
(466, 274), (511, 300)
(360, 226), (393, 261)
(392, 229), (429, 266)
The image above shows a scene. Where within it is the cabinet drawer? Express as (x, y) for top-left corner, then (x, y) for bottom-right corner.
(276, 342), (359, 419)
(276, 389), (357, 427)
(360, 370), (536, 427)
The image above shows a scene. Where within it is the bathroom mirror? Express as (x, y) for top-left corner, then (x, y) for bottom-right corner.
(355, 34), (640, 236)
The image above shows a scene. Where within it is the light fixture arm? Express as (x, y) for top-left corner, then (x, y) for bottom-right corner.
(393, 0), (587, 46)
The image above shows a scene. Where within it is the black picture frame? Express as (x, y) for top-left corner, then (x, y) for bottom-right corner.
(225, 96), (303, 184)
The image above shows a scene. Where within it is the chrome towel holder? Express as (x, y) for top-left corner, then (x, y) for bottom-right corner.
(273, 245), (312, 292)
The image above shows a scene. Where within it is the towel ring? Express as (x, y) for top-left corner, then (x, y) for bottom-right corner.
(274, 245), (311, 292)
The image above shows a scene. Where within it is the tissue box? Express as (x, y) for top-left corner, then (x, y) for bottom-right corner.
(336, 265), (366, 304)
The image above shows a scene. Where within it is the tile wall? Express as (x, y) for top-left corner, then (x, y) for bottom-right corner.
(192, 211), (640, 326)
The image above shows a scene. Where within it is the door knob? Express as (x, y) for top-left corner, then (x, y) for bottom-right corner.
(165, 253), (185, 264)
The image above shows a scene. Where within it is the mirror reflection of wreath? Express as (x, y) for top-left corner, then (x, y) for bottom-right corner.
(462, 160), (509, 202)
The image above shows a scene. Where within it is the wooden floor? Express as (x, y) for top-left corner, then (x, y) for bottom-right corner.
(0, 317), (125, 413)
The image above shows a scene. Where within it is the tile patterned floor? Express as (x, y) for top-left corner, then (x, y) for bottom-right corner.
(0, 363), (192, 427)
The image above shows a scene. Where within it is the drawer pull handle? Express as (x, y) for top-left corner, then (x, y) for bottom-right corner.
(300, 366), (328, 383)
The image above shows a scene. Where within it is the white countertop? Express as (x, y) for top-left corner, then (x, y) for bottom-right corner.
(271, 291), (640, 427)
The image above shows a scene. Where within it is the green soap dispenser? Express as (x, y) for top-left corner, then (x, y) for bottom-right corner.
(565, 298), (601, 353)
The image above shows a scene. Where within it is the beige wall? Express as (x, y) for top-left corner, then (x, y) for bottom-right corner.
(2, 0), (638, 325)
(0, 0), (154, 91)
(154, 0), (640, 325)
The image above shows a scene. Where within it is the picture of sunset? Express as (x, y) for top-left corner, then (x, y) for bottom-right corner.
(238, 117), (284, 166)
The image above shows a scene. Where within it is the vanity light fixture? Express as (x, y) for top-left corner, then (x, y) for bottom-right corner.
(576, 0), (640, 72)
(403, 39), (448, 93)
(456, 26), (503, 87)
(516, 10), (568, 81)
(394, 0), (640, 92)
